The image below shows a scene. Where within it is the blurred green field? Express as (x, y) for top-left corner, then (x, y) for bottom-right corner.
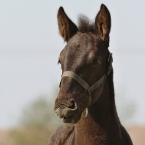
(0, 93), (143, 145)
(1, 125), (145, 145)
(0, 95), (60, 145)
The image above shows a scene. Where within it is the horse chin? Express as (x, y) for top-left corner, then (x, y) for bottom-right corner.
(62, 112), (81, 124)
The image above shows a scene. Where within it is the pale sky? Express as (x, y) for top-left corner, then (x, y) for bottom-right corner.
(0, 0), (145, 128)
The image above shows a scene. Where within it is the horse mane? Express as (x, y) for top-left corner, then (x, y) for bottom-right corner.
(78, 15), (95, 34)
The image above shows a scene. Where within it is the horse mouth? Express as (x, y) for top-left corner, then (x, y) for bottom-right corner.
(62, 113), (80, 124)
(62, 115), (74, 123)
(55, 102), (81, 124)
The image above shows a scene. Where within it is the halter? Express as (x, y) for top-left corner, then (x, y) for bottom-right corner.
(60, 52), (113, 107)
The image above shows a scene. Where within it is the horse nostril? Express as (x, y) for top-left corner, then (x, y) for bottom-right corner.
(68, 101), (77, 110)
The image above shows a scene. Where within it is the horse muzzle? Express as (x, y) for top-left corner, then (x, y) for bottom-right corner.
(55, 102), (79, 123)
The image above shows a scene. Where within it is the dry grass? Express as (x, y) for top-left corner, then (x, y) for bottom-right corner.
(0, 129), (13, 145)
(0, 127), (57, 145)
(126, 125), (145, 145)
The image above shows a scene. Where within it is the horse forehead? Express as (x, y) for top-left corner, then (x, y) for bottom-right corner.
(67, 33), (97, 49)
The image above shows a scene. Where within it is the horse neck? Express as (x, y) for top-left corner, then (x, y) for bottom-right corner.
(75, 70), (121, 137)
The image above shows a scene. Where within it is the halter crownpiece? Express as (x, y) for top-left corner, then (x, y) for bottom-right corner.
(60, 52), (113, 109)
(107, 53), (113, 75)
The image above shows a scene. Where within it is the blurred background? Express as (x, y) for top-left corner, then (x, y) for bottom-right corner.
(0, 0), (145, 145)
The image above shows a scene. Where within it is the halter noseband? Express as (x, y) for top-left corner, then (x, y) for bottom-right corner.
(62, 71), (106, 106)
(60, 52), (113, 107)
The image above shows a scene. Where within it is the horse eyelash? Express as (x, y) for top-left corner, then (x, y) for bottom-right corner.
(97, 59), (101, 64)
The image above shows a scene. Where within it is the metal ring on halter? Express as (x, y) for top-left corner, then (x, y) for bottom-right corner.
(82, 108), (88, 118)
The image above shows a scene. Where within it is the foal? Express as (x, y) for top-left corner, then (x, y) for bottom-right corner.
(48, 4), (133, 145)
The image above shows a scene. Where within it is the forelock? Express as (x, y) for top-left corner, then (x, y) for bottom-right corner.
(78, 15), (95, 34)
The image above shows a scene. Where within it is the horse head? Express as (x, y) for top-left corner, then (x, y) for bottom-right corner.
(54, 4), (112, 124)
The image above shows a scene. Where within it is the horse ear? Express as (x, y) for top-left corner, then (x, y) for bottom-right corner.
(95, 4), (111, 42)
(57, 7), (78, 42)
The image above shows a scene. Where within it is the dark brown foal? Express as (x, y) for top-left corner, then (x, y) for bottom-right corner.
(48, 4), (133, 145)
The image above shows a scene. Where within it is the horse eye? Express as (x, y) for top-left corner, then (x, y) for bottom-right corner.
(93, 57), (101, 65)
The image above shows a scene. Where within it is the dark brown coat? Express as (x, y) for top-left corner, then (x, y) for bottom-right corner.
(48, 4), (133, 145)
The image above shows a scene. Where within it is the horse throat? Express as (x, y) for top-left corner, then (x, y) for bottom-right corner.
(74, 70), (120, 144)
